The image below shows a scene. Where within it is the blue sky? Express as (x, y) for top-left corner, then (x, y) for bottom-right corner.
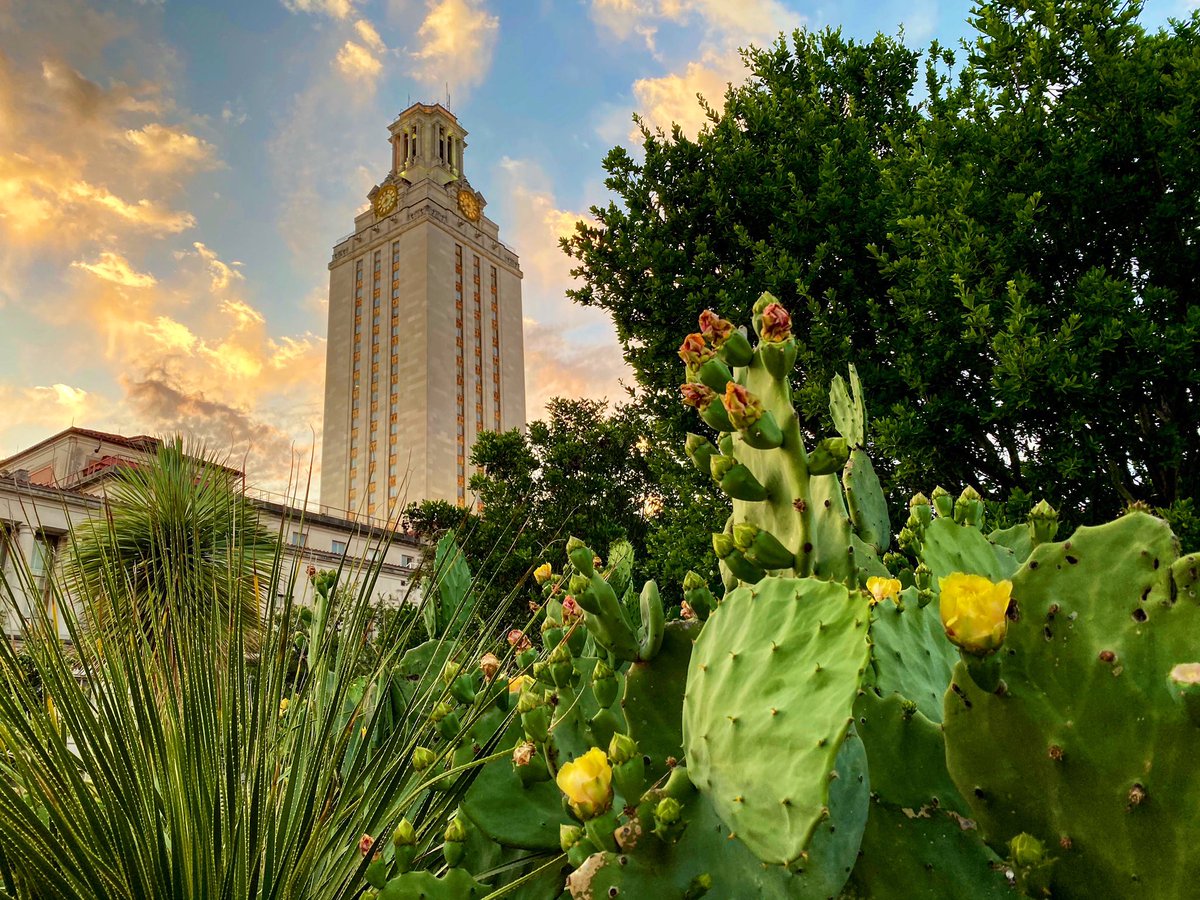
(0, 0), (1190, 493)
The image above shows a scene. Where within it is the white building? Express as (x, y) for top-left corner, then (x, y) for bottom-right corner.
(0, 427), (423, 640)
(320, 102), (526, 515)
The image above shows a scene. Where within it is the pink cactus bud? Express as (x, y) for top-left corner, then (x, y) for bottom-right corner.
(723, 382), (763, 429)
(760, 302), (792, 342)
(680, 599), (695, 619)
(507, 629), (532, 652)
(358, 834), (374, 857)
(513, 741), (536, 767)
(698, 309), (735, 344)
(562, 596), (582, 620)
(306, 564), (317, 579)
(480, 652), (501, 680)
(680, 382), (716, 410)
(677, 332), (713, 367)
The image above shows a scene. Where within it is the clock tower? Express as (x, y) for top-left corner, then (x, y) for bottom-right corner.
(320, 103), (526, 518)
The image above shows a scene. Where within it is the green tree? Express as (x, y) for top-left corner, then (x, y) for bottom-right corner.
(564, 1), (1200, 541)
(405, 398), (663, 622)
(66, 438), (278, 657)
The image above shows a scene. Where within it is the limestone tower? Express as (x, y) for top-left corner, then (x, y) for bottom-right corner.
(320, 103), (525, 517)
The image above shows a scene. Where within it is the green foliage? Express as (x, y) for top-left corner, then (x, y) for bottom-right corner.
(0, 447), (545, 899)
(564, 1), (1200, 526)
(65, 438), (277, 657)
(405, 398), (658, 628)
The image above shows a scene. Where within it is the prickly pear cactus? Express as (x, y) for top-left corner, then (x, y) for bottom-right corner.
(943, 512), (1200, 898)
(681, 297), (888, 588)
(683, 577), (871, 864)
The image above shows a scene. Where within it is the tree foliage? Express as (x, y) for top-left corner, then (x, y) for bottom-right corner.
(564, 0), (1200, 539)
(405, 398), (663, 622)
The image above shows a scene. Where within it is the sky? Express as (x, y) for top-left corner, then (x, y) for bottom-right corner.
(0, 0), (1191, 497)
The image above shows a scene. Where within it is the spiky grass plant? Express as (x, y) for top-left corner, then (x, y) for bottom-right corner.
(0, 444), (545, 899)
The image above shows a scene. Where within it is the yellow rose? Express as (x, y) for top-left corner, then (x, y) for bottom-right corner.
(534, 563), (553, 585)
(939, 573), (1013, 656)
(508, 674), (534, 694)
(556, 747), (613, 820)
(866, 576), (902, 607)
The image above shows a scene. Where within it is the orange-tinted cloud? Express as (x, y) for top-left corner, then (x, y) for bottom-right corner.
(410, 0), (499, 95)
(591, 0), (802, 138)
(70, 251), (157, 287)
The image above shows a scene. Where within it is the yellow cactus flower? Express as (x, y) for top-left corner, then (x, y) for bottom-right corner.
(508, 674), (534, 694)
(866, 577), (902, 607)
(556, 747), (613, 820)
(534, 562), (553, 585)
(279, 697), (290, 717)
(939, 573), (1013, 656)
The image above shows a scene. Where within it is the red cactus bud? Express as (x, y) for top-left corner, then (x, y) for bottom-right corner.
(698, 309), (735, 344)
(358, 834), (374, 856)
(561, 596), (582, 620)
(680, 382), (716, 410)
(677, 332), (713, 367)
(760, 302), (792, 342)
(507, 629), (532, 652)
(722, 382), (763, 429)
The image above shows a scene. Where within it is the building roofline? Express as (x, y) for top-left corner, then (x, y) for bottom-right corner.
(0, 427), (160, 471)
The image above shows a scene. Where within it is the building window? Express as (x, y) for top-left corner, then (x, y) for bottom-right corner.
(332, 540), (347, 555)
(30, 532), (59, 600)
(289, 532), (308, 547)
(402, 555), (413, 567)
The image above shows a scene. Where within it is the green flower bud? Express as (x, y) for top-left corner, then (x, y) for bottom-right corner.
(1028, 498), (1059, 546)
(430, 701), (454, 724)
(807, 437), (849, 476)
(444, 815), (468, 844)
(440, 660), (462, 685)
(954, 486), (984, 527)
(1009, 833), (1047, 868)
(685, 433), (719, 475)
(560, 823), (584, 853)
(914, 562), (932, 592)
(656, 797), (682, 826)
(392, 818), (416, 847)
(608, 732), (638, 766)
(591, 659), (618, 708)
(450, 673), (476, 706)
(411, 746), (437, 771)
(567, 537), (595, 576)
(709, 453), (736, 483)
(931, 485), (953, 518)
(521, 704), (552, 743)
(682, 570), (706, 593)
(569, 574), (590, 598)
(712, 532), (735, 559)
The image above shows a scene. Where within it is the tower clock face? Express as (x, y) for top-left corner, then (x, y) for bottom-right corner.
(457, 189), (481, 222)
(373, 184), (398, 217)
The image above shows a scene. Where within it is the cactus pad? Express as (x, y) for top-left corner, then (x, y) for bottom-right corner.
(944, 513), (1200, 898)
(683, 576), (871, 864)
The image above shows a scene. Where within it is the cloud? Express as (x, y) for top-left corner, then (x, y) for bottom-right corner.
(591, 0), (802, 138)
(523, 319), (631, 420)
(0, 383), (111, 458)
(124, 123), (220, 172)
(493, 156), (633, 419)
(281, 0), (355, 19)
(71, 251), (157, 287)
(122, 376), (313, 491)
(410, 0), (499, 95)
(335, 39), (384, 84)
(66, 242), (327, 489)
